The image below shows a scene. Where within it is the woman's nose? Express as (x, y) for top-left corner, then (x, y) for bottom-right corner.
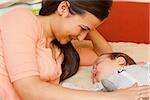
(77, 32), (88, 41)
(70, 31), (88, 41)
(71, 35), (78, 40)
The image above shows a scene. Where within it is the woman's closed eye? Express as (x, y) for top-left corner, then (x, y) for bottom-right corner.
(79, 25), (90, 31)
(80, 26), (87, 31)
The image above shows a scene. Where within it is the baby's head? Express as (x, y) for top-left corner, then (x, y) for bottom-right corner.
(92, 52), (136, 83)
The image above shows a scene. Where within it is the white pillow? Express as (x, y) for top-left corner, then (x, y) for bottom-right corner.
(110, 42), (150, 62)
(62, 42), (150, 88)
(0, 0), (41, 16)
(0, 0), (41, 8)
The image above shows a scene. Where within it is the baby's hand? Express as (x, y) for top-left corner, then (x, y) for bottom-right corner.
(136, 61), (145, 66)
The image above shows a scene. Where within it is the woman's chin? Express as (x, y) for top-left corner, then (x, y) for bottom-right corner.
(60, 40), (70, 45)
(60, 41), (67, 45)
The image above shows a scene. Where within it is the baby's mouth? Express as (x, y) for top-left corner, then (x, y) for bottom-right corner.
(92, 71), (97, 78)
(92, 73), (99, 84)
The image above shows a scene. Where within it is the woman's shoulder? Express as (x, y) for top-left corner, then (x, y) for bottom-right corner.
(1, 7), (42, 42)
(1, 7), (41, 33)
(1, 7), (38, 25)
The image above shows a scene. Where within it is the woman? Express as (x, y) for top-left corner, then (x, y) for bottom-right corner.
(0, 0), (149, 100)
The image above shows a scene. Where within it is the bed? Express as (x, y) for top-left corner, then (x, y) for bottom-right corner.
(0, 0), (149, 88)
(62, 0), (150, 88)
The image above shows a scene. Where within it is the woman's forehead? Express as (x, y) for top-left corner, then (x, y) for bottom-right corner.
(80, 12), (101, 29)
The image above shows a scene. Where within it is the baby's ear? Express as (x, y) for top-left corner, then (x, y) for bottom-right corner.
(116, 57), (126, 65)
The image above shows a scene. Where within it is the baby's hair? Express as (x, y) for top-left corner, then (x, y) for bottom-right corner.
(101, 52), (136, 65)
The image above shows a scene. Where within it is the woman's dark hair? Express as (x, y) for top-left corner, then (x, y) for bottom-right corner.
(39, 0), (113, 20)
(39, 0), (113, 82)
(52, 39), (80, 83)
(101, 52), (136, 65)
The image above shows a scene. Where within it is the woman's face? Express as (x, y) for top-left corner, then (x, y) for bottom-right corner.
(92, 55), (118, 83)
(55, 12), (101, 44)
(53, 1), (101, 44)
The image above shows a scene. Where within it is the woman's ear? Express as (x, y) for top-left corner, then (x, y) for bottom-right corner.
(57, 1), (70, 17)
(116, 57), (126, 66)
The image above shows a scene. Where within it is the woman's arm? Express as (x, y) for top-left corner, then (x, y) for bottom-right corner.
(72, 29), (112, 66)
(13, 76), (109, 100)
(13, 76), (150, 100)
(87, 29), (112, 56)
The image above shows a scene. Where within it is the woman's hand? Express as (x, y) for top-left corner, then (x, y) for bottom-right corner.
(109, 84), (150, 100)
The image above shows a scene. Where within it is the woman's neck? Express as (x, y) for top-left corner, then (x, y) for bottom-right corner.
(37, 15), (55, 45)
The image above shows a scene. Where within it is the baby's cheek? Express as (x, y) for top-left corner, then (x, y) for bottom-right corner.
(95, 72), (103, 81)
(98, 70), (109, 80)
(95, 65), (107, 80)
(102, 70), (113, 79)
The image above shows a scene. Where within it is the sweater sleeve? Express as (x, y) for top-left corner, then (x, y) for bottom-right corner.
(1, 8), (40, 82)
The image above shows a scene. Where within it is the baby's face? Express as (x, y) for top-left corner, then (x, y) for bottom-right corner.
(92, 55), (118, 83)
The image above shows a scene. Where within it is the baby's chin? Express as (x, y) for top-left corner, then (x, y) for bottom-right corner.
(92, 77), (102, 84)
(93, 72), (111, 83)
(95, 75), (108, 82)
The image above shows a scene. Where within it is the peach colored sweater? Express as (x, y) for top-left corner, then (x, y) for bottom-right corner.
(0, 8), (62, 100)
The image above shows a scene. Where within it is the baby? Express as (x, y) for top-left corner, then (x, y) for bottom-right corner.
(92, 52), (150, 91)
(62, 52), (150, 92)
